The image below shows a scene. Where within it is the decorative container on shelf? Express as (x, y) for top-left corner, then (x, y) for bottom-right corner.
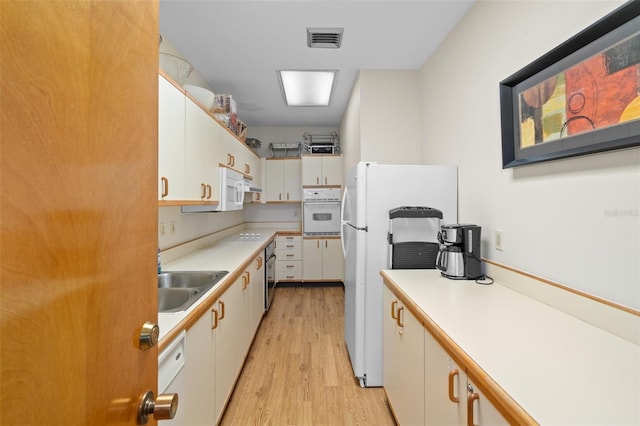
(269, 142), (301, 157)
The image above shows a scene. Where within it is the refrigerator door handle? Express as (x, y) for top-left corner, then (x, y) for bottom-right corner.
(340, 185), (348, 224)
(341, 222), (347, 258)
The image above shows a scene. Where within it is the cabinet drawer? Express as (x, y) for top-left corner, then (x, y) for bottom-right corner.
(278, 246), (302, 260)
(278, 260), (302, 273)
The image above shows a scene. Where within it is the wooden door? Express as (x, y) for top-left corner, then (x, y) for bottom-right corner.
(1, 2), (159, 425)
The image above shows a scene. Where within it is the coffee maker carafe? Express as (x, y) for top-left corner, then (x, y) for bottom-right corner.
(436, 224), (483, 280)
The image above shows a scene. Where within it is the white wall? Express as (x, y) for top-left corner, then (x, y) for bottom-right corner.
(340, 70), (422, 173)
(418, 0), (639, 309)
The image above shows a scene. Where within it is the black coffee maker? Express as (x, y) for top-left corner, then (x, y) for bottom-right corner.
(436, 224), (483, 280)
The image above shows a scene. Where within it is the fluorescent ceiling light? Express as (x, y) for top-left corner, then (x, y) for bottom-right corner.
(278, 70), (337, 106)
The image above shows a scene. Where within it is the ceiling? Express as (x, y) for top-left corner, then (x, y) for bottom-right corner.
(159, 0), (475, 128)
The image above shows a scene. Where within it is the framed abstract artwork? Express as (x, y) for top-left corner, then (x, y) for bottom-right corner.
(500, 1), (640, 168)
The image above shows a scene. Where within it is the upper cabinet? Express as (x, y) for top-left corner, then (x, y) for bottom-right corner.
(184, 97), (219, 203)
(301, 155), (342, 187)
(158, 75), (187, 201)
(158, 72), (260, 205)
(265, 158), (301, 202)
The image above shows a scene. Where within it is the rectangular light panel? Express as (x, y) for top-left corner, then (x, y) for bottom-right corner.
(278, 70), (337, 106)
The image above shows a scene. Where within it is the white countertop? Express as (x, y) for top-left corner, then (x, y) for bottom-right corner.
(381, 269), (640, 425)
(158, 229), (276, 341)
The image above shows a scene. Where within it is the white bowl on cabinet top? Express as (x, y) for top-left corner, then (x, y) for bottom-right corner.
(184, 84), (215, 110)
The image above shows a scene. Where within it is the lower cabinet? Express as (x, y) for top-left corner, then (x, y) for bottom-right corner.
(302, 238), (344, 281)
(424, 329), (467, 425)
(276, 235), (302, 282)
(179, 255), (265, 425)
(383, 286), (425, 425)
(384, 285), (508, 426)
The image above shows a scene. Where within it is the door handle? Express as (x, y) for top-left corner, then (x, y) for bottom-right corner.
(137, 391), (178, 424)
(138, 322), (160, 351)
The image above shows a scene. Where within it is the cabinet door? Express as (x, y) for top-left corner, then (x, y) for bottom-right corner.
(302, 239), (322, 281)
(466, 380), (509, 426)
(265, 159), (284, 202)
(322, 238), (344, 281)
(424, 329), (466, 425)
(302, 156), (322, 186)
(321, 155), (342, 186)
(250, 255), (265, 333)
(383, 286), (425, 425)
(283, 158), (301, 201)
(158, 76), (186, 201)
(183, 309), (216, 426)
(185, 98), (217, 201)
(214, 278), (247, 423)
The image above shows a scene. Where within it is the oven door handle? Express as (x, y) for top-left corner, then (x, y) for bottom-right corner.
(302, 201), (340, 205)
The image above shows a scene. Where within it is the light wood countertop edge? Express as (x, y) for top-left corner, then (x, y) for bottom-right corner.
(380, 270), (538, 426)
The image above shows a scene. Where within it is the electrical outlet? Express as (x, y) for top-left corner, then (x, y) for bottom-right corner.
(495, 230), (504, 251)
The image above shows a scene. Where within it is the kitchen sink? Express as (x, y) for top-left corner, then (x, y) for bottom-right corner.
(158, 270), (228, 313)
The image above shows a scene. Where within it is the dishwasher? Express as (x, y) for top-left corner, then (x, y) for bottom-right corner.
(158, 330), (186, 425)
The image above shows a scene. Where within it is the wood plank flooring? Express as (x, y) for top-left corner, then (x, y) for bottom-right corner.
(220, 286), (396, 426)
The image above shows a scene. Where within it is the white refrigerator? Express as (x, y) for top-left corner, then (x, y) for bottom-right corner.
(340, 162), (458, 387)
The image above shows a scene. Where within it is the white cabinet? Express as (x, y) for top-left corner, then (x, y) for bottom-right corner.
(301, 155), (342, 187)
(424, 329), (466, 425)
(158, 73), (261, 206)
(185, 98), (218, 202)
(181, 255), (266, 425)
(158, 75), (186, 201)
(276, 235), (302, 282)
(302, 238), (344, 281)
(182, 307), (216, 426)
(465, 379), (509, 426)
(265, 158), (301, 202)
(383, 286), (425, 425)
(249, 255), (265, 331)
(382, 282), (509, 426)
(423, 327), (508, 426)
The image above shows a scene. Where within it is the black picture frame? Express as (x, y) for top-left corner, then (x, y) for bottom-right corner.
(499, 1), (640, 169)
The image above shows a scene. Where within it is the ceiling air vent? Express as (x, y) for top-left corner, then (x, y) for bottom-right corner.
(307, 28), (343, 49)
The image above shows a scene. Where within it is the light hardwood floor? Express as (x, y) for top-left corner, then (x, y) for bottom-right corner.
(220, 286), (396, 426)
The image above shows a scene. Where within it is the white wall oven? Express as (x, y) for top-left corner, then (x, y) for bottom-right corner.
(303, 188), (341, 237)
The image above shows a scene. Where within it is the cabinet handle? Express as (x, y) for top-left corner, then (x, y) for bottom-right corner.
(201, 183), (207, 199)
(286, 244), (294, 248)
(325, 240), (328, 248)
(211, 308), (219, 330)
(257, 257), (262, 269)
(242, 272), (249, 289)
(396, 306), (404, 329)
(316, 240), (320, 248)
(448, 369), (460, 403)
(286, 265), (294, 268)
(245, 163), (250, 174)
(286, 254), (294, 257)
(218, 300), (225, 320)
(227, 153), (235, 167)
(246, 271), (251, 287)
(286, 192), (290, 200)
(324, 176), (328, 185)
(316, 177), (320, 185)
(207, 184), (212, 199)
(391, 300), (398, 320)
(279, 193), (282, 201)
(161, 177), (169, 197)
(467, 384), (479, 426)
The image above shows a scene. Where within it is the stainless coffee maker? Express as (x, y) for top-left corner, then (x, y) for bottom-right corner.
(436, 224), (483, 280)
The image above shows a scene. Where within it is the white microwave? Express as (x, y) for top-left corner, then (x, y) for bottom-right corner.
(218, 167), (245, 211)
